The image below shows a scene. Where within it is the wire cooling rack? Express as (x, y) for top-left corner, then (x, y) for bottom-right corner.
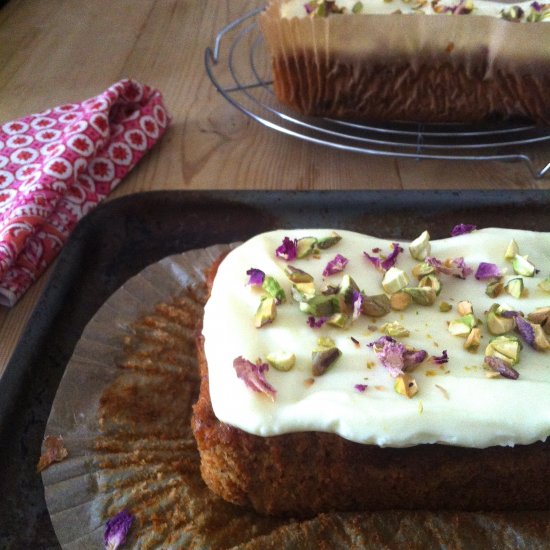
(205, 6), (550, 178)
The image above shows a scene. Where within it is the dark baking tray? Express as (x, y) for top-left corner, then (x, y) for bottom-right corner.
(1, 189), (550, 548)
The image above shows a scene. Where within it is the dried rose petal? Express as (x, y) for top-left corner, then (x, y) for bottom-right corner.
(233, 356), (277, 400)
(432, 350), (449, 364)
(37, 435), (68, 472)
(501, 310), (521, 319)
(425, 256), (472, 279)
(531, 1), (542, 11)
(368, 336), (407, 378)
(246, 268), (265, 286)
(275, 237), (298, 261)
(304, 2), (315, 14)
(475, 262), (502, 280)
(403, 349), (428, 369)
(354, 384), (368, 393)
(323, 254), (349, 277)
(307, 316), (327, 328)
(451, 223), (477, 236)
(364, 243), (403, 272)
(352, 290), (363, 321)
(104, 509), (134, 550)
(515, 315), (536, 348)
(484, 356), (519, 380)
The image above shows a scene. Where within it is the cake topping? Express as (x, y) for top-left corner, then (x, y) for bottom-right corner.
(512, 255), (536, 277)
(267, 351), (296, 371)
(475, 262), (502, 280)
(425, 256), (472, 278)
(246, 268), (265, 286)
(409, 230), (431, 261)
(451, 223), (477, 236)
(323, 253), (349, 276)
(276, 236), (298, 260)
(233, 356), (277, 400)
(484, 355), (520, 379)
(365, 242), (403, 272)
(104, 510), (134, 550)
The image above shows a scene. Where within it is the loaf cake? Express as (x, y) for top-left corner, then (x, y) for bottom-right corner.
(192, 227), (550, 516)
(260, 0), (550, 124)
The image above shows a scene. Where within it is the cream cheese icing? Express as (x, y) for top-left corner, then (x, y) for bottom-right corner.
(280, 0), (550, 21)
(202, 228), (550, 448)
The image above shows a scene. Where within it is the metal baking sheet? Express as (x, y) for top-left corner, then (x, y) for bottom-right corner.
(1, 189), (550, 547)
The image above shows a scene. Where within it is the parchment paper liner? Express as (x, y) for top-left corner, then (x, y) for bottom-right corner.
(260, 1), (550, 123)
(42, 244), (550, 549)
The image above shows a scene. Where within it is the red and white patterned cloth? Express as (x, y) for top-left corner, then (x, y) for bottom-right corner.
(0, 79), (169, 307)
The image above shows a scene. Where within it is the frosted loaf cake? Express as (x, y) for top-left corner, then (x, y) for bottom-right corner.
(260, 0), (550, 124)
(193, 227), (550, 515)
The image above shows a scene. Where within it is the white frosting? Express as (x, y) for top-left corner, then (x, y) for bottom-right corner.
(202, 228), (550, 448)
(280, 0), (550, 20)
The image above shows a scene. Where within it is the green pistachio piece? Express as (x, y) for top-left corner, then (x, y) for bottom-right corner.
(439, 301), (452, 313)
(504, 239), (519, 260)
(394, 374), (418, 398)
(486, 280), (504, 298)
(255, 297), (276, 328)
(403, 287), (437, 306)
(327, 312), (351, 328)
(486, 310), (515, 335)
(262, 276), (286, 304)
(512, 255), (535, 277)
(533, 323), (550, 350)
(339, 274), (360, 306)
(316, 232), (342, 250)
(538, 277), (550, 293)
(527, 307), (550, 334)
(296, 237), (318, 259)
(501, 5), (525, 21)
(391, 291), (412, 311)
(412, 262), (436, 279)
(312, 346), (341, 376)
(505, 278), (524, 299)
(382, 267), (410, 294)
(485, 335), (522, 365)
(317, 336), (336, 349)
(363, 294), (391, 317)
(457, 301), (473, 316)
(464, 327), (481, 351)
(352, 1), (364, 13)
(448, 313), (477, 337)
(409, 230), (431, 261)
(266, 351), (296, 371)
(380, 321), (410, 338)
(284, 265), (314, 283)
(418, 274), (441, 296)
(299, 294), (339, 317)
(291, 282), (316, 302)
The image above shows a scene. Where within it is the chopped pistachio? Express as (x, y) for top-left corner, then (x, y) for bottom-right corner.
(299, 294), (339, 317)
(296, 236), (317, 258)
(380, 321), (410, 338)
(352, 1), (364, 12)
(412, 262), (436, 279)
(501, 5), (524, 21)
(291, 282), (316, 302)
(382, 267), (410, 294)
(363, 294), (391, 317)
(505, 277), (524, 299)
(448, 313), (477, 337)
(418, 274), (441, 295)
(339, 274), (360, 306)
(457, 301), (473, 316)
(439, 301), (452, 313)
(262, 276), (286, 304)
(394, 374), (418, 398)
(527, 307), (550, 334)
(538, 277), (550, 293)
(266, 351), (295, 371)
(512, 254), (535, 277)
(327, 312), (350, 329)
(284, 265), (313, 283)
(486, 280), (504, 298)
(486, 306), (515, 335)
(255, 297), (276, 328)
(409, 230), (431, 261)
(312, 346), (341, 376)
(316, 231), (342, 249)
(403, 287), (437, 306)
(485, 335), (522, 366)
(464, 327), (481, 351)
(532, 323), (550, 350)
(504, 239), (519, 260)
(390, 291), (412, 311)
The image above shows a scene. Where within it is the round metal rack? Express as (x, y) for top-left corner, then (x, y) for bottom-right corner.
(205, 6), (550, 178)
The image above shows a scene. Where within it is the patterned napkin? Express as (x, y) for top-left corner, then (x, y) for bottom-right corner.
(0, 79), (169, 307)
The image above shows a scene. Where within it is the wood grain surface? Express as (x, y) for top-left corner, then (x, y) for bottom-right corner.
(0, 0), (549, 377)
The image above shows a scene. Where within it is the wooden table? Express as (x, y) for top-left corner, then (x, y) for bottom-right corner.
(1, 0), (549, 378)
